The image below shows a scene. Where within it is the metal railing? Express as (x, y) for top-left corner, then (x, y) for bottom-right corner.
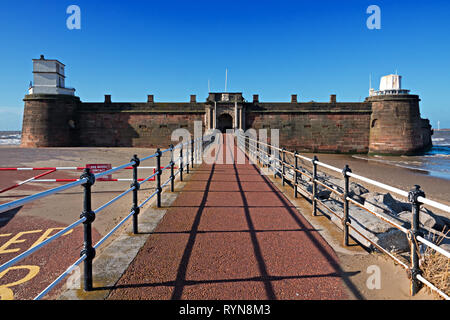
(237, 132), (450, 300)
(0, 135), (211, 300)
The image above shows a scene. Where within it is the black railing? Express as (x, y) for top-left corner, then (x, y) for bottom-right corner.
(0, 136), (212, 299)
(237, 132), (450, 299)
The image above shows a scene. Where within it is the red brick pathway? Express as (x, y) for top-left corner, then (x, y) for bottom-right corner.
(107, 135), (350, 300)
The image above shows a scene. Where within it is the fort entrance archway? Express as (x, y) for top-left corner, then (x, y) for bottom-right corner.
(217, 113), (233, 133)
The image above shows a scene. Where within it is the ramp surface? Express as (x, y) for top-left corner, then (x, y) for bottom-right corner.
(107, 135), (348, 300)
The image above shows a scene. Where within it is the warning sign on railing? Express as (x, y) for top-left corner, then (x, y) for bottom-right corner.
(86, 164), (112, 181)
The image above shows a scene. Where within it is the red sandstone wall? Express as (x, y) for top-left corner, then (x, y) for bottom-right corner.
(368, 95), (431, 155)
(246, 112), (371, 153)
(76, 112), (205, 148)
(21, 95), (79, 147)
(21, 95), (431, 155)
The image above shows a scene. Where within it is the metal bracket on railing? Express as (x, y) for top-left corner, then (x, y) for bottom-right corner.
(80, 209), (96, 224)
(80, 167), (96, 187)
(408, 185), (425, 205)
(132, 154), (141, 168)
(80, 245), (96, 262)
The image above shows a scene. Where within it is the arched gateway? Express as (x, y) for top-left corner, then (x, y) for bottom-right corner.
(204, 92), (245, 132)
(217, 113), (233, 133)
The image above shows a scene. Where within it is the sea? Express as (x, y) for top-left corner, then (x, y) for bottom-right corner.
(353, 130), (450, 180)
(0, 131), (21, 145)
(1, 130), (450, 180)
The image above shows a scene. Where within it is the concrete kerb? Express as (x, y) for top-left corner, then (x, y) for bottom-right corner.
(56, 169), (194, 300)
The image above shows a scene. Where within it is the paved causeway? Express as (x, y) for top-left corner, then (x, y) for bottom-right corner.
(107, 135), (348, 300)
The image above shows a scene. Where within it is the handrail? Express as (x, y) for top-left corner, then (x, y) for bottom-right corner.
(237, 131), (449, 300)
(0, 178), (88, 214)
(0, 217), (86, 274)
(1, 135), (211, 300)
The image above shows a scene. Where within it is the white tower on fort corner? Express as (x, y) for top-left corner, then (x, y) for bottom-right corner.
(369, 74), (410, 96)
(28, 55), (75, 95)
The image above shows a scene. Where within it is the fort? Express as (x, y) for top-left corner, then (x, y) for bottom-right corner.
(21, 55), (433, 155)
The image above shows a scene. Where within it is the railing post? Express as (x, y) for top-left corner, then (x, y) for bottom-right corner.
(294, 151), (298, 198)
(194, 138), (197, 164)
(186, 143), (190, 174)
(156, 148), (162, 208)
(408, 185), (425, 296)
(312, 156), (318, 216)
(180, 144), (184, 182)
(273, 146), (277, 179)
(170, 145), (175, 192)
(247, 136), (250, 154)
(256, 140), (260, 164)
(80, 168), (96, 291)
(342, 164), (352, 246)
(282, 148), (286, 186)
(131, 154), (140, 234)
(261, 144), (265, 167)
(191, 139), (194, 169)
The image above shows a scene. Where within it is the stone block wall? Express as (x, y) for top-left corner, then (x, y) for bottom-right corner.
(21, 94), (79, 147)
(76, 111), (204, 147)
(246, 102), (372, 153)
(20, 94), (432, 155)
(367, 95), (431, 155)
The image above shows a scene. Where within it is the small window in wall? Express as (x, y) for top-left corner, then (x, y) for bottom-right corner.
(371, 119), (378, 128)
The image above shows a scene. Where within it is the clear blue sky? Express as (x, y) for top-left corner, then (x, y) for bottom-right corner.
(0, 0), (449, 130)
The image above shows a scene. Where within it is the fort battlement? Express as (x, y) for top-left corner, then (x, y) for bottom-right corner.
(21, 57), (433, 155)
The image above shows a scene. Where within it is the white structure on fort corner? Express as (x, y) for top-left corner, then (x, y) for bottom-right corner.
(369, 74), (410, 96)
(28, 55), (75, 95)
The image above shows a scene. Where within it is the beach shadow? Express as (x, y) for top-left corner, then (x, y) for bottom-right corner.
(256, 168), (365, 300)
(104, 135), (364, 300)
(0, 206), (22, 228)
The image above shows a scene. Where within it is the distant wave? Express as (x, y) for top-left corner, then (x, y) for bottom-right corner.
(0, 132), (21, 145)
(352, 155), (430, 172)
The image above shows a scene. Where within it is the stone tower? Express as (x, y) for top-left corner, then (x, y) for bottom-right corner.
(367, 75), (432, 155)
(21, 55), (80, 147)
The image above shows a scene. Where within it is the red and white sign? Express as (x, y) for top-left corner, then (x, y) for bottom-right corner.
(86, 164), (112, 181)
